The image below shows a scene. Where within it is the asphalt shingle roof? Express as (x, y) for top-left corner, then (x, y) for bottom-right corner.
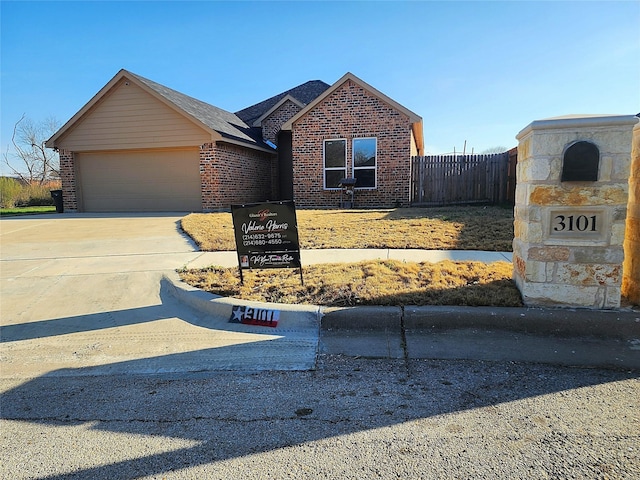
(235, 80), (331, 126)
(127, 71), (272, 150)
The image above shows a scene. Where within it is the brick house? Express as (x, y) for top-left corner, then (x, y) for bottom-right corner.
(280, 72), (423, 207)
(46, 70), (423, 212)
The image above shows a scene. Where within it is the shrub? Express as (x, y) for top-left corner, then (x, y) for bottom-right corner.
(0, 177), (23, 208)
(18, 182), (58, 206)
(0, 179), (61, 208)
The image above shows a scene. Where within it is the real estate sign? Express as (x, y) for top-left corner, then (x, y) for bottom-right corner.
(231, 201), (302, 277)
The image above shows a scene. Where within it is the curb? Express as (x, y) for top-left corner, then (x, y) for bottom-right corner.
(404, 306), (640, 339)
(163, 272), (640, 341)
(161, 271), (322, 325)
(323, 305), (640, 340)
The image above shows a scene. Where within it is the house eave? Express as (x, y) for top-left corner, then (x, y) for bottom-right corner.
(218, 137), (276, 155)
(46, 69), (233, 151)
(45, 69), (130, 149)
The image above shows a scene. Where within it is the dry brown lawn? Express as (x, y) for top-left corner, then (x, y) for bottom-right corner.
(180, 206), (514, 252)
(178, 259), (522, 307)
(179, 206), (521, 307)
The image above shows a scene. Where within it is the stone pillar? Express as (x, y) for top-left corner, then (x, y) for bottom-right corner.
(513, 115), (638, 309)
(622, 121), (640, 304)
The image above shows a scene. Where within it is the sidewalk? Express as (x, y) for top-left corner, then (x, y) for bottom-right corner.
(164, 245), (640, 370)
(184, 248), (513, 269)
(3, 215), (638, 378)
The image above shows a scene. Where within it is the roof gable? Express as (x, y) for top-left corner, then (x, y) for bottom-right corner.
(250, 95), (306, 127)
(127, 72), (264, 146)
(46, 78), (213, 151)
(281, 72), (423, 154)
(47, 69), (273, 153)
(235, 80), (331, 126)
(46, 70), (423, 155)
(282, 72), (422, 130)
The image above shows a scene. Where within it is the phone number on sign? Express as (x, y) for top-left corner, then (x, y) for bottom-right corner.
(243, 239), (283, 247)
(243, 234), (265, 240)
(243, 232), (283, 243)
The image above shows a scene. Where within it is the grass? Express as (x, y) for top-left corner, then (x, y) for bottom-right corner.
(178, 259), (522, 307)
(181, 206), (514, 252)
(179, 206), (521, 307)
(0, 206), (57, 216)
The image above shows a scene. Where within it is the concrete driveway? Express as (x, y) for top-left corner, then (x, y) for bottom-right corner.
(0, 213), (319, 378)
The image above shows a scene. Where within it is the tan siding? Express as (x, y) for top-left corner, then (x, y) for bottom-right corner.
(410, 131), (418, 156)
(58, 79), (211, 151)
(77, 149), (201, 212)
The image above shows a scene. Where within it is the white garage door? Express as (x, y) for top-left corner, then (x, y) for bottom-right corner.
(77, 150), (201, 212)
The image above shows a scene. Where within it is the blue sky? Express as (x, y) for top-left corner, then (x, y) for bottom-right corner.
(1, 0), (639, 173)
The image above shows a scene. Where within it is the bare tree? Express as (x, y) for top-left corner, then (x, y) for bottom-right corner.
(3, 115), (61, 184)
(481, 146), (508, 155)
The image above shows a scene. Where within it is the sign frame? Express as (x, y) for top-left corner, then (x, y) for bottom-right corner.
(231, 200), (303, 284)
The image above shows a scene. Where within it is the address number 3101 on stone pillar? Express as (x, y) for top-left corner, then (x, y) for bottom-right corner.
(547, 208), (608, 242)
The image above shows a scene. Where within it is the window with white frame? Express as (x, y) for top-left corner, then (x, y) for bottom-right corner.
(353, 137), (377, 188)
(323, 139), (347, 189)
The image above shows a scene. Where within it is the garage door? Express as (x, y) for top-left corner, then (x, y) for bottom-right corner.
(77, 150), (201, 212)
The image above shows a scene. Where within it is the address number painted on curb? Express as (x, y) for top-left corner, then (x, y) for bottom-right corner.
(229, 305), (280, 327)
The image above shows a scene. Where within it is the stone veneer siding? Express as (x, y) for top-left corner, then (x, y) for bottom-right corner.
(622, 122), (640, 304)
(513, 115), (638, 309)
(59, 149), (78, 212)
(262, 100), (302, 146)
(291, 80), (413, 208)
(200, 142), (277, 211)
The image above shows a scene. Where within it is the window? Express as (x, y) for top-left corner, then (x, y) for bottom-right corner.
(353, 137), (377, 188)
(324, 139), (346, 189)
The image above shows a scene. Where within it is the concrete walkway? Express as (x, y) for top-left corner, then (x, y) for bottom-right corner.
(1, 213), (639, 379)
(0, 214), (319, 378)
(185, 248), (512, 269)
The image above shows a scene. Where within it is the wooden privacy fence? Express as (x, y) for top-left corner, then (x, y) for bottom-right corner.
(411, 151), (514, 206)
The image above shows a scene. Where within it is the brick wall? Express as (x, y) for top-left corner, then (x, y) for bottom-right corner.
(57, 144), (275, 213)
(200, 142), (277, 210)
(291, 79), (412, 208)
(58, 149), (78, 211)
(262, 100), (302, 146)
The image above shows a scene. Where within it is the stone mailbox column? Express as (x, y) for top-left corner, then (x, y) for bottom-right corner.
(513, 115), (639, 309)
(622, 121), (640, 304)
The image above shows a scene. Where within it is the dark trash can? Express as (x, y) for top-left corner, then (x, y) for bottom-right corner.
(50, 190), (63, 213)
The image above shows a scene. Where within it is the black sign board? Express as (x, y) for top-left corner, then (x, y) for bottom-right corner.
(231, 201), (303, 283)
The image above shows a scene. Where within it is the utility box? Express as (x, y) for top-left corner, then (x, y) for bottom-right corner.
(513, 115), (639, 309)
(50, 189), (64, 213)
